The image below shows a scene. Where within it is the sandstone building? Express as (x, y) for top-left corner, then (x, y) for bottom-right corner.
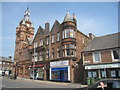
(14, 8), (89, 83)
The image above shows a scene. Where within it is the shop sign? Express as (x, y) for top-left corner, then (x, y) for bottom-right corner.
(85, 63), (120, 70)
(50, 60), (69, 67)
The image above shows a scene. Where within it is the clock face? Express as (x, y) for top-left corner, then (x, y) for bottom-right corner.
(26, 23), (30, 27)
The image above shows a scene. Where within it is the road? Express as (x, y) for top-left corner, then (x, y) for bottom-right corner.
(1, 77), (82, 89)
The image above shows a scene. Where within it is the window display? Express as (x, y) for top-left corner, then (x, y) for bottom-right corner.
(111, 71), (116, 77)
(101, 71), (106, 77)
(88, 72), (92, 77)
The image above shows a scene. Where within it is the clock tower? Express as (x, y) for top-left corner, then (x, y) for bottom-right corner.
(13, 7), (34, 78)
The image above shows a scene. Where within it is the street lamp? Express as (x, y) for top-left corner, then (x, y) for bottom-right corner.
(33, 43), (36, 80)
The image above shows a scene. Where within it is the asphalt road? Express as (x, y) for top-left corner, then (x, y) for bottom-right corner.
(1, 77), (82, 89)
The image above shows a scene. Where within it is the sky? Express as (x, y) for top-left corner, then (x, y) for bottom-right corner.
(1, 2), (118, 59)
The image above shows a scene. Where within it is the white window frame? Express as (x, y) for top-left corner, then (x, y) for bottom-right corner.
(111, 49), (120, 61)
(51, 35), (54, 43)
(57, 32), (60, 41)
(34, 42), (38, 48)
(93, 51), (101, 62)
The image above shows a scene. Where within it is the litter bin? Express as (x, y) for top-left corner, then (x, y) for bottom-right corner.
(87, 77), (91, 85)
(91, 77), (95, 84)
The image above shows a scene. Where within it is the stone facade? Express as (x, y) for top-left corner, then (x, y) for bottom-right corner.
(13, 8), (34, 78)
(28, 11), (89, 83)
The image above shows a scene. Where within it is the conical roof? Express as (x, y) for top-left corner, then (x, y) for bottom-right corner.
(63, 11), (73, 22)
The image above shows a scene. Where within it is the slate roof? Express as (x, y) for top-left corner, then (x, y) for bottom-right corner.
(63, 11), (73, 22)
(0, 56), (12, 62)
(84, 32), (120, 52)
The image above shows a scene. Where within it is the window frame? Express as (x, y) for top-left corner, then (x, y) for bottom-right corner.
(51, 35), (54, 44)
(93, 51), (101, 62)
(111, 49), (120, 61)
(57, 32), (60, 42)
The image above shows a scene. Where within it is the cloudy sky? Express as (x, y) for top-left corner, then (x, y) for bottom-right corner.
(1, 1), (118, 59)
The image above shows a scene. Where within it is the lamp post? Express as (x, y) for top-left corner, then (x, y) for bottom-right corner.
(33, 43), (35, 80)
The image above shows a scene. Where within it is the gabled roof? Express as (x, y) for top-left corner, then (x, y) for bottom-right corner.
(32, 26), (44, 44)
(84, 32), (120, 52)
(50, 20), (60, 33)
(63, 11), (73, 22)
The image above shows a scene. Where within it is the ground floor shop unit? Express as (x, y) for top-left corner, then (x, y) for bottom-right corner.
(50, 59), (81, 83)
(29, 62), (50, 81)
(84, 62), (120, 80)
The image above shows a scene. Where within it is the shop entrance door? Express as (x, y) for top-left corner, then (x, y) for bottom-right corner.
(60, 70), (64, 82)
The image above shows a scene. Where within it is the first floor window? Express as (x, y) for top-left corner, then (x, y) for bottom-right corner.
(93, 52), (101, 62)
(65, 49), (76, 57)
(112, 49), (120, 60)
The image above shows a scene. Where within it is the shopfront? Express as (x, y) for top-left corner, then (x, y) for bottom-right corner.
(50, 60), (70, 82)
(29, 64), (44, 80)
(85, 63), (120, 79)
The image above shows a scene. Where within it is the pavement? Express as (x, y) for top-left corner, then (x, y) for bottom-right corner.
(1, 76), (88, 89)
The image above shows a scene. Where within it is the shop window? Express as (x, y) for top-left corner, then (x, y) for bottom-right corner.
(101, 71), (107, 78)
(112, 49), (120, 60)
(52, 35), (54, 43)
(111, 71), (116, 77)
(57, 32), (60, 41)
(88, 72), (92, 77)
(93, 71), (97, 77)
(39, 39), (43, 46)
(52, 48), (54, 58)
(93, 52), (101, 62)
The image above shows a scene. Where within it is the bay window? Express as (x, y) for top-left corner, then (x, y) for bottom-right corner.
(62, 29), (75, 39)
(64, 44), (76, 57)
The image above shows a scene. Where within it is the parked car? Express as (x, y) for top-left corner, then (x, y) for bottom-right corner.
(87, 78), (120, 90)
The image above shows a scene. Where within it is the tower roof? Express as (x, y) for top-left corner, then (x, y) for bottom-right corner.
(63, 11), (73, 22)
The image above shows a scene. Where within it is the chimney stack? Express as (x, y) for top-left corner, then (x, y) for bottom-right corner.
(45, 22), (49, 34)
(89, 33), (95, 40)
